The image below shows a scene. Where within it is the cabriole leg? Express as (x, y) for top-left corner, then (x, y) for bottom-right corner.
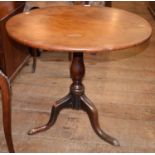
(28, 52), (119, 146)
(0, 71), (15, 152)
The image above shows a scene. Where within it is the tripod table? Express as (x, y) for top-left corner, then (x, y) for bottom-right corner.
(6, 6), (152, 146)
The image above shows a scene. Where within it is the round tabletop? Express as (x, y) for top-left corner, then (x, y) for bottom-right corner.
(6, 5), (152, 53)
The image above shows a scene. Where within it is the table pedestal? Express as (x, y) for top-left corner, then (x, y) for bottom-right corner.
(28, 52), (119, 146)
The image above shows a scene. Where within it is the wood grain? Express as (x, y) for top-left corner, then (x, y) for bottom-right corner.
(6, 5), (152, 53)
(0, 2), (154, 152)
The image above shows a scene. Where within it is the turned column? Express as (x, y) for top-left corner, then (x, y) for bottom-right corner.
(70, 52), (85, 109)
(28, 52), (119, 146)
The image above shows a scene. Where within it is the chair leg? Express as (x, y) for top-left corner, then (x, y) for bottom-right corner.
(29, 48), (38, 73)
(68, 53), (72, 61)
(0, 71), (15, 153)
(32, 49), (37, 73)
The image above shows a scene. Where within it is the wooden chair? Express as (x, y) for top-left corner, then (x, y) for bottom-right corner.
(0, 2), (30, 80)
(0, 71), (15, 152)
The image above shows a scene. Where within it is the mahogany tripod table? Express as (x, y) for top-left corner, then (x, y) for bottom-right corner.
(6, 6), (152, 147)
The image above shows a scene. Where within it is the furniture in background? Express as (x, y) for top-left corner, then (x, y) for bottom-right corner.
(0, 70), (14, 153)
(74, 1), (111, 6)
(0, 2), (30, 81)
(148, 2), (155, 19)
(6, 6), (152, 148)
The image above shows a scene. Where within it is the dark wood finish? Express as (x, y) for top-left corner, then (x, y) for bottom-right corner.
(148, 2), (155, 19)
(28, 52), (119, 146)
(6, 6), (152, 147)
(0, 1), (30, 80)
(105, 1), (112, 7)
(29, 48), (38, 73)
(0, 71), (15, 153)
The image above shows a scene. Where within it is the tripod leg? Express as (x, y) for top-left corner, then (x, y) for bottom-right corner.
(81, 95), (120, 146)
(28, 94), (72, 135)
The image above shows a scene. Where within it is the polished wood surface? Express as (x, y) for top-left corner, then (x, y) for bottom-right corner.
(1, 2), (155, 152)
(0, 71), (14, 152)
(5, 4), (152, 149)
(6, 6), (152, 53)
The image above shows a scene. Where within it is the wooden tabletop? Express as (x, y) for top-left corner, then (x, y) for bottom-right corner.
(6, 6), (152, 53)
